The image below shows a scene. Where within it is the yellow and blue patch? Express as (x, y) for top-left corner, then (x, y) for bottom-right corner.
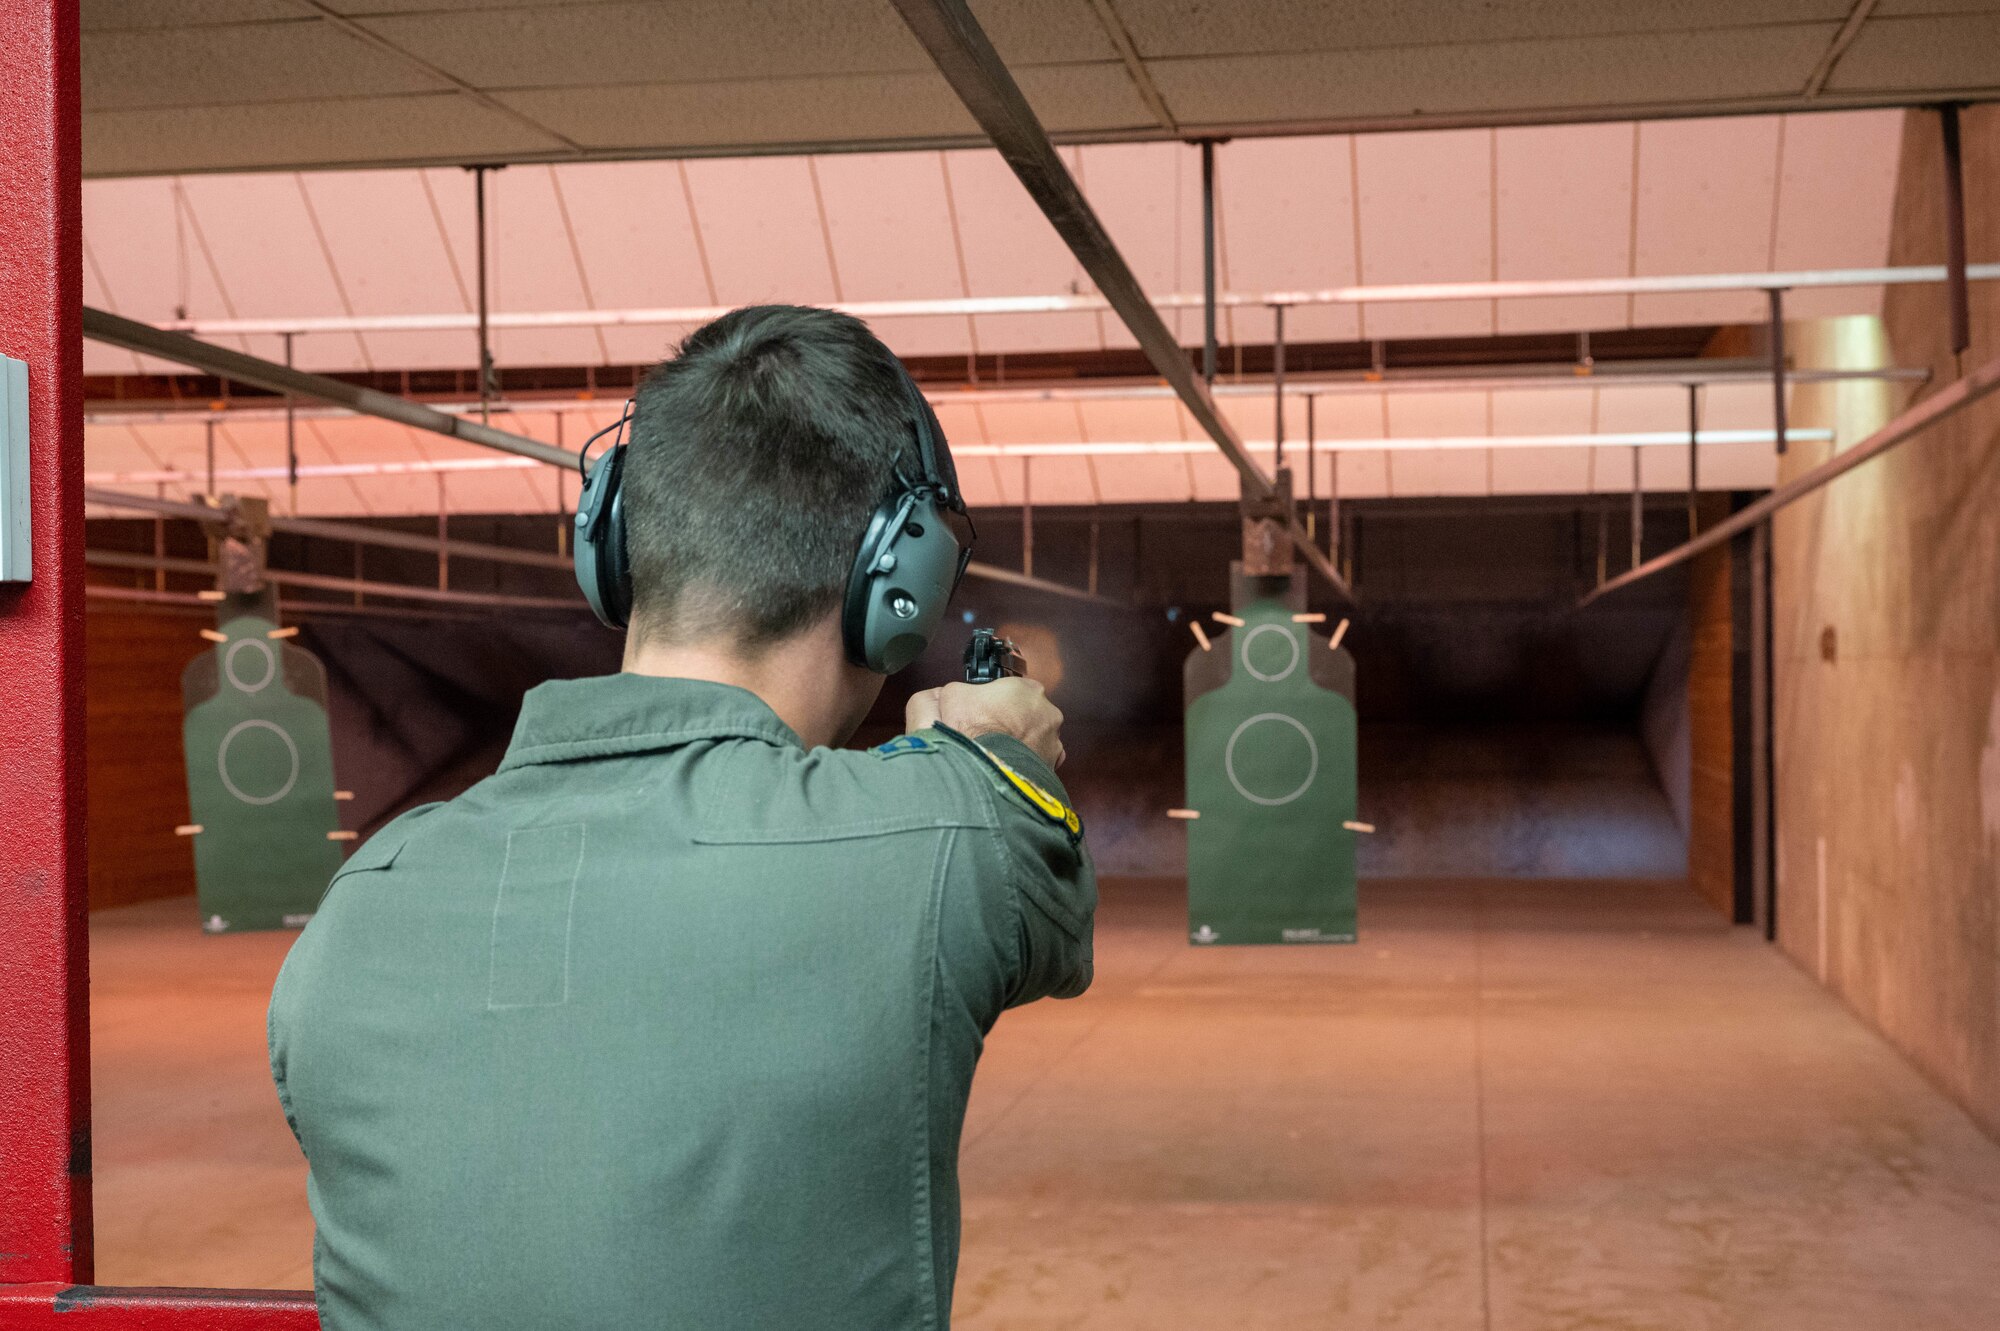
(872, 733), (938, 759)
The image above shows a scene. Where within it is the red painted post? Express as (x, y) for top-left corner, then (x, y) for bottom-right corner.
(0, 0), (92, 1289)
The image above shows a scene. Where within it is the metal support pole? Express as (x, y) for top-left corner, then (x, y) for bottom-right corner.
(554, 412), (569, 555)
(1024, 453), (1040, 571)
(1201, 140), (1217, 387)
(473, 165), (495, 424)
(1769, 287), (1789, 455)
(204, 416), (216, 496)
(1305, 393), (1317, 539)
(1596, 504), (1609, 586)
(436, 474), (449, 590)
(282, 330), (298, 515)
(1631, 446), (1644, 570)
(1941, 103), (1971, 360)
(1687, 383), (1701, 539)
(1271, 303), (1285, 471)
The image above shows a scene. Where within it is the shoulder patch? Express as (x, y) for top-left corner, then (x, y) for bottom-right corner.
(872, 733), (938, 758)
(932, 725), (1083, 844)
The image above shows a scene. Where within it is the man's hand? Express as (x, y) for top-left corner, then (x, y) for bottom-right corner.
(906, 679), (1065, 770)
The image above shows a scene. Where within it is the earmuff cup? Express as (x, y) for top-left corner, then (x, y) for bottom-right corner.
(841, 487), (965, 674)
(573, 442), (632, 629)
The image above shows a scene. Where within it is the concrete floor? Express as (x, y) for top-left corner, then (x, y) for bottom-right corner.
(90, 879), (2000, 1327)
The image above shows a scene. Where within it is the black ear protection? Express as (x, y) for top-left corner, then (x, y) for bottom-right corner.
(571, 370), (973, 677)
(572, 399), (636, 630)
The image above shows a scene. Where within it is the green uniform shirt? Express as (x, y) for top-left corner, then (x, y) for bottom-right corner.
(268, 674), (1094, 1331)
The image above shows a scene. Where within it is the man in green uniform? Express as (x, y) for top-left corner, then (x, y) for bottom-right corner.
(268, 306), (1094, 1330)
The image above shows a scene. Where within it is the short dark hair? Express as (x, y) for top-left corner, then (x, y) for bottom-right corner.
(622, 305), (917, 648)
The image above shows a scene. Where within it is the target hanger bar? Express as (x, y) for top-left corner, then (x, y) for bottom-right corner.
(87, 457), (541, 485)
(83, 486), (575, 572)
(887, 0), (1351, 604)
(83, 486), (1106, 605)
(84, 549), (588, 611)
(154, 265), (2000, 338)
(82, 307), (579, 472)
(82, 364), (1927, 429)
(1580, 352), (2000, 608)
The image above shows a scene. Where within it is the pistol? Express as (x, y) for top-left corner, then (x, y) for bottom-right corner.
(962, 628), (1026, 684)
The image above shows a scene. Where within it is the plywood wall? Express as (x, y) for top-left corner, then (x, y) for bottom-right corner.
(1771, 104), (2000, 1140)
(86, 606), (199, 910)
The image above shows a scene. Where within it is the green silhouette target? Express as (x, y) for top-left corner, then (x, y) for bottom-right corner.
(182, 614), (343, 932)
(1184, 584), (1358, 945)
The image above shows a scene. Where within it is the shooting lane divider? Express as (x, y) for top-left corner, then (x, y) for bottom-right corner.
(1343, 820), (1376, 833)
(1190, 621), (1212, 651)
(267, 625), (300, 639)
(197, 589), (227, 602)
(1167, 808), (1201, 820)
(174, 824), (203, 836)
(1292, 612), (1326, 623)
(1213, 611), (1246, 627)
(199, 628), (227, 643)
(1328, 617), (1351, 652)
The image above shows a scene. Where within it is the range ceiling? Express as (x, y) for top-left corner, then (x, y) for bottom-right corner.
(81, 0), (2000, 176)
(80, 109), (1910, 516)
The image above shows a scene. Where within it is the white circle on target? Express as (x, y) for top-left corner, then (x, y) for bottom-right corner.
(224, 638), (277, 694)
(1240, 623), (1301, 682)
(217, 719), (300, 806)
(1224, 712), (1319, 806)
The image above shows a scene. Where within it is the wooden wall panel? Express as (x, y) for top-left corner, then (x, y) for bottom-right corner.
(86, 607), (199, 910)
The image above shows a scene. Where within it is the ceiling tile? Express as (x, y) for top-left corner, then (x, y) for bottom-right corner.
(83, 1), (302, 28)
(1495, 121), (1635, 333)
(1076, 142), (1195, 349)
(358, 1), (928, 88)
(84, 93), (566, 178)
(1386, 390), (1490, 438)
(83, 19), (445, 110)
(1115, 0), (1850, 58)
(1389, 449), (1494, 497)
(680, 156), (839, 311)
(1090, 454), (1189, 504)
(944, 150), (1098, 352)
(1828, 13), (2000, 93)
(1354, 129), (1495, 339)
(484, 166), (604, 367)
(1631, 116), (1782, 326)
(1219, 135), (1360, 345)
(812, 152), (971, 357)
(1144, 27), (1835, 127)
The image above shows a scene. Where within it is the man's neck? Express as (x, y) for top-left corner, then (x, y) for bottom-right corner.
(621, 616), (861, 750)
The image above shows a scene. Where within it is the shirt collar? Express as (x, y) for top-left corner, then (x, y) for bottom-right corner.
(498, 674), (803, 771)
